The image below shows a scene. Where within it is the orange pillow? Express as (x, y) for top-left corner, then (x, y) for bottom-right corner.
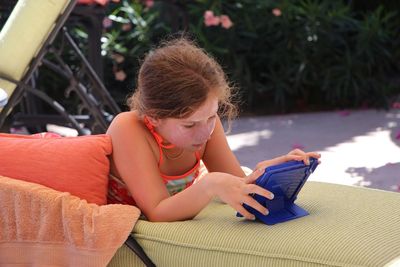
(0, 133), (112, 205)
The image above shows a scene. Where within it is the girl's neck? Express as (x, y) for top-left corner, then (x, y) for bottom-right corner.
(162, 146), (185, 160)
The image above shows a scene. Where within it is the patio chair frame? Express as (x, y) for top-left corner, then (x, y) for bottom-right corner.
(0, 1), (120, 135)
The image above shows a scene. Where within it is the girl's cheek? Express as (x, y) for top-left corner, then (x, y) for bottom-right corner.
(192, 120), (216, 143)
(167, 119), (216, 148)
(168, 127), (193, 147)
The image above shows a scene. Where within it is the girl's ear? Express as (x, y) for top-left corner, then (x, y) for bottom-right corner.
(146, 116), (161, 127)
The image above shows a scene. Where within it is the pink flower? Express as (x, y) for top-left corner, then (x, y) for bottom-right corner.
(122, 23), (132, 31)
(396, 130), (400, 140)
(392, 102), (400, 109)
(78, 0), (109, 6)
(272, 8), (282, 17)
(145, 0), (154, 8)
(96, 0), (108, 5)
(291, 143), (305, 150)
(114, 70), (127, 81)
(220, 15), (233, 29)
(112, 53), (125, 64)
(204, 10), (220, 27)
(338, 110), (351, 117)
(102, 17), (112, 28)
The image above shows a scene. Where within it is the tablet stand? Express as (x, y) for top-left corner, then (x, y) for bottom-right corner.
(238, 158), (319, 225)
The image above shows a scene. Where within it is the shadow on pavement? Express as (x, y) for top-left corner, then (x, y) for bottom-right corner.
(346, 163), (400, 192)
(227, 109), (400, 192)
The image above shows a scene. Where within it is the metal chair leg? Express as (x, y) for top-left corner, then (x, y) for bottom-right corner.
(125, 235), (156, 267)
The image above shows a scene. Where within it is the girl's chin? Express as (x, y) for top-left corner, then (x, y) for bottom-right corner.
(191, 144), (204, 150)
(175, 143), (204, 151)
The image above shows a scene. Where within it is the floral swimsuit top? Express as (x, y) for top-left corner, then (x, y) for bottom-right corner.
(107, 117), (202, 205)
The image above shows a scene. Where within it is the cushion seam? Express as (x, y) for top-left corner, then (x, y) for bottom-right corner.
(133, 234), (364, 267)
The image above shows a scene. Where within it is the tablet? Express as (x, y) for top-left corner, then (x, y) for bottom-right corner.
(237, 158), (319, 225)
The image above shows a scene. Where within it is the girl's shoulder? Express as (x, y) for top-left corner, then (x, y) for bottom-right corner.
(107, 111), (148, 137)
(107, 111), (160, 156)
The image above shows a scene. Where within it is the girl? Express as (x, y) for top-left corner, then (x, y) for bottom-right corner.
(107, 38), (320, 222)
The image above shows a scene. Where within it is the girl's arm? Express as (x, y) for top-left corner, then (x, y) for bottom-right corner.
(202, 116), (245, 176)
(255, 149), (321, 170)
(108, 113), (271, 222)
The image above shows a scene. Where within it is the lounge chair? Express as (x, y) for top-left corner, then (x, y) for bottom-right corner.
(110, 182), (400, 266)
(0, 0), (120, 135)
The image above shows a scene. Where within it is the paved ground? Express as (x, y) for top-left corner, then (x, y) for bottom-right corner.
(226, 109), (400, 193)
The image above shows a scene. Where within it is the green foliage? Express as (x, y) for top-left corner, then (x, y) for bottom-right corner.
(73, 0), (400, 113)
(99, 0), (166, 107)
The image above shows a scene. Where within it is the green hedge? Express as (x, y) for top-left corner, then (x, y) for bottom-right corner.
(98, 0), (400, 113)
(2, 0), (398, 114)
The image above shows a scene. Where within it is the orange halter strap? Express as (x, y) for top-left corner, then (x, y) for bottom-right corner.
(143, 116), (200, 181)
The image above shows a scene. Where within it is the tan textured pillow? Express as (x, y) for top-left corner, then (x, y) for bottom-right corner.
(0, 175), (140, 267)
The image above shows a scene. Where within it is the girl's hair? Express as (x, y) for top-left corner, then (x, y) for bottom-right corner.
(127, 37), (238, 126)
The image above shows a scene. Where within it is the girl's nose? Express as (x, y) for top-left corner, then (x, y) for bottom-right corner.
(196, 122), (215, 143)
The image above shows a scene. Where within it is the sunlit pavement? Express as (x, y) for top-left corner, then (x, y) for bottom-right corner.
(227, 109), (400, 192)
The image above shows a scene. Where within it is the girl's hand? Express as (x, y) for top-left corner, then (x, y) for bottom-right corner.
(206, 169), (274, 220)
(255, 149), (321, 170)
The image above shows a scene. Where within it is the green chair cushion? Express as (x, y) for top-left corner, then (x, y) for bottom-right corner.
(0, 0), (70, 97)
(109, 182), (400, 267)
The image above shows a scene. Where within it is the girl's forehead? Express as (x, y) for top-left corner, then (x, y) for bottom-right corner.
(185, 95), (219, 121)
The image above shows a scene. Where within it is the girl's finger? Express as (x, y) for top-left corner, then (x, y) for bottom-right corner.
(245, 184), (274, 200)
(306, 152), (321, 159)
(290, 148), (306, 156)
(303, 152), (321, 165)
(286, 155), (303, 162)
(299, 155), (310, 165)
(244, 168), (264, 184)
(242, 196), (269, 216)
(235, 204), (256, 220)
(288, 154), (309, 165)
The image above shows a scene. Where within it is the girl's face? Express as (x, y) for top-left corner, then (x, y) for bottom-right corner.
(153, 94), (219, 151)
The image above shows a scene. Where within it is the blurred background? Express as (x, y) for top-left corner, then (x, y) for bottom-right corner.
(97, 0), (400, 115)
(2, 0), (399, 115)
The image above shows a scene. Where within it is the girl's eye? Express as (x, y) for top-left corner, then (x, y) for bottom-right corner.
(183, 124), (195, 129)
(208, 115), (216, 121)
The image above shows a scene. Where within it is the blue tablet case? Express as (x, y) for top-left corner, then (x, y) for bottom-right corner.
(237, 158), (319, 225)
